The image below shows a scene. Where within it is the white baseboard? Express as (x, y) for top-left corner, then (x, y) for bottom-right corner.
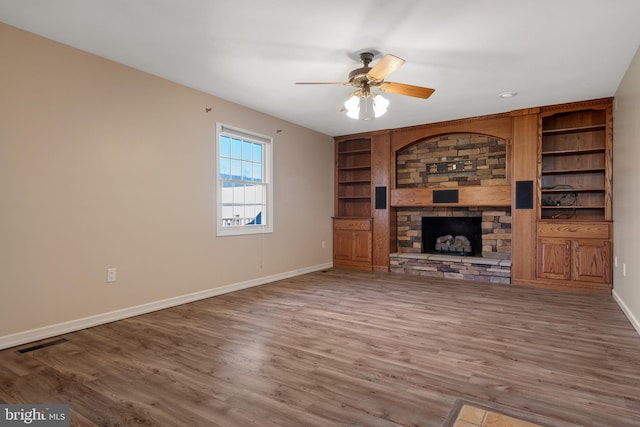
(612, 289), (640, 336)
(0, 263), (333, 351)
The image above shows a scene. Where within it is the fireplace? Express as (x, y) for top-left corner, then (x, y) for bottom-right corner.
(422, 216), (482, 256)
(392, 132), (511, 282)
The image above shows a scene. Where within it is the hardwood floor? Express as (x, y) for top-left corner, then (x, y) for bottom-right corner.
(2, 269), (640, 426)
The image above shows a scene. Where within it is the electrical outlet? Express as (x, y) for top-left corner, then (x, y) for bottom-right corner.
(322, 240), (326, 249)
(106, 268), (117, 283)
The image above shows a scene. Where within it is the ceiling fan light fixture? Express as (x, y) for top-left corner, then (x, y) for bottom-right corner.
(344, 94), (361, 119)
(344, 92), (389, 120)
(373, 94), (389, 117)
(297, 51), (434, 119)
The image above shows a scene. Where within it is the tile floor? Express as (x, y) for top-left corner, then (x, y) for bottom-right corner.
(452, 404), (544, 427)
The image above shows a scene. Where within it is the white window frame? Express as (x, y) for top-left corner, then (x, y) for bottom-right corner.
(215, 123), (273, 236)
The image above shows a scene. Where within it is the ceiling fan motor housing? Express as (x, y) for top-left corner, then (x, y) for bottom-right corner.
(348, 67), (372, 84)
(348, 52), (378, 85)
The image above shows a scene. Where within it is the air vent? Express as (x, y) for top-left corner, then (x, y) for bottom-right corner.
(17, 338), (67, 354)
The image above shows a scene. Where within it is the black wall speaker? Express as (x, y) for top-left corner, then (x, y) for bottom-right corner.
(375, 186), (387, 209)
(433, 189), (459, 204)
(515, 180), (534, 209)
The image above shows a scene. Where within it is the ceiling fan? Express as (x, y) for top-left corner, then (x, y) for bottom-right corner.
(296, 51), (435, 120)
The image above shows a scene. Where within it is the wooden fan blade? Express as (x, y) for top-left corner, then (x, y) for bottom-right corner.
(379, 82), (435, 99)
(367, 54), (405, 81)
(295, 82), (349, 85)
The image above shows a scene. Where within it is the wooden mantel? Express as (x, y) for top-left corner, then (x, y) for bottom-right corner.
(391, 185), (511, 207)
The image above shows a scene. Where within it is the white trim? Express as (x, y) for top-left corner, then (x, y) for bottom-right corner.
(613, 289), (640, 336)
(0, 263), (333, 351)
(218, 124), (270, 144)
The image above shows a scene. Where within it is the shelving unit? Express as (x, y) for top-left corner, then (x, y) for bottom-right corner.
(534, 99), (613, 293)
(336, 138), (372, 218)
(333, 136), (374, 271)
(539, 107), (610, 221)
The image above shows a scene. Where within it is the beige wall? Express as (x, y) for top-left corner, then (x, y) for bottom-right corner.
(613, 45), (640, 333)
(0, 23), (334, 340)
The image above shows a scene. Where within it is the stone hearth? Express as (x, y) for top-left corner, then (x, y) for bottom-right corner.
(389, 253), (511, 284)
(392, 207), (512, 284)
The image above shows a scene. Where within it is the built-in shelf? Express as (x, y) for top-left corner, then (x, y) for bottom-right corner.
(338, 165), (371, 171)
(542, 205), (605, 210)
(541, 167), (605, 175)
(339, 179), (371, 184)
(541, 147), (606, 156)
(336, 137), (372, 218)
(339, 149), (371, 155)
(539, 106), (610, 222)
(541, 124), (606, 136)
(541, 188), (604, 193)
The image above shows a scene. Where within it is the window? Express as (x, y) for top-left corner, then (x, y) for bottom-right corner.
(216, 123), (273, 236)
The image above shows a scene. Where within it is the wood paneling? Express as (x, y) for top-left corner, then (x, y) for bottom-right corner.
(538, 221), (611, 239)
(390, 185), (511, 207)
(510, 109), (540, 283)
(2, 270), (640, 426)
(390, 113), (513, 153)
(605, 105), (613, 220)
(371, 132), (391, 272)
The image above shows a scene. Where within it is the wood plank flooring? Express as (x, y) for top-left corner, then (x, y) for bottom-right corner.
(2, 269), (640, 426)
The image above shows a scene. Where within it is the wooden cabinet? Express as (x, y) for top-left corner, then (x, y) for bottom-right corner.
(536, 221), (612, 292)
(333, 135), (378, 271)
(572, 239), (611, 283)
(537, 238), (571, 280)
(537, 238), (611, 283)
(333, 218), (372, 271)
(514, 98), (613, 294)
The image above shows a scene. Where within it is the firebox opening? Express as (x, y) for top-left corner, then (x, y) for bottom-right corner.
(422, 217), (482, 256)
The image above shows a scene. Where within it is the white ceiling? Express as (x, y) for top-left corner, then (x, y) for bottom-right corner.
(1, 0), (639, 137)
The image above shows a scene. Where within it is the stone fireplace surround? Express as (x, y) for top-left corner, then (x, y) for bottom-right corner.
(390, 207), (512, 284)
(390, 133), (512, 284)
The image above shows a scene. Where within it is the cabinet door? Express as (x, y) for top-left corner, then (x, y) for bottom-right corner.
(333, 229), (353, 260)
(537, 238), (571, 280)
(572, 239), (611, 283)
(351, 230), (372, 263)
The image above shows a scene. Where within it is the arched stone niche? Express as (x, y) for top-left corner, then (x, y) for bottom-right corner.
(390, 112), (513, 189)
(396, 133), (508, 189)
